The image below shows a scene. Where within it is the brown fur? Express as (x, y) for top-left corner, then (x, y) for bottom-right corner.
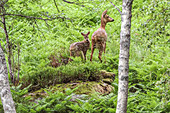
(90, 10), (114, 62)
(69, 31), (90, 61)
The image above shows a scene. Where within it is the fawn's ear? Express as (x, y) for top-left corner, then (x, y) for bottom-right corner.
(87, 31), (90, 35)
(102, 9), (107, 17)
(81, 32), (85, 36)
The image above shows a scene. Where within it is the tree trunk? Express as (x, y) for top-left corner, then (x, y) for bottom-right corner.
(116, 0), (133, 113)
(1, 6), (14, 83)
(0, 44), (16, 113)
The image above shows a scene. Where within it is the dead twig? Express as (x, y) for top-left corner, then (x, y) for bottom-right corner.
(0, 0), (8, 7)
(0, 13), (71, 21)
(17, 43), (20, 84)
(34, 20), (45, 39)
(110, 2), (122, 15)
(54, 0), (60, 12)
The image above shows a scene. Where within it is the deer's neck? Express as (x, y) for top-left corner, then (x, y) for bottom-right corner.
(100, 19), (106, 29)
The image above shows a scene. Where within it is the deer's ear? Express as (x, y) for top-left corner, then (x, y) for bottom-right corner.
(81, 33), (85, 36)
(87, 31), (90, 35)
(102, 9), (107, 17)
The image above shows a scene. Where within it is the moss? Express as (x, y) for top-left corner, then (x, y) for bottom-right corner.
(100, 70), (115, 79)
(27, 80), (114, 100)
(75, 82), (99, 94)
(21, 61), (104, 91)
(102, 78), (113, 84)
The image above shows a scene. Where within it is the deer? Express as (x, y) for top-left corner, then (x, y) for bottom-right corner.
(90, 10), (114, 63)
(69, 31), (90, 61)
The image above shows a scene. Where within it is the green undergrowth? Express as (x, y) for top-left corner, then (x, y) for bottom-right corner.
(0, 85), (117, 113)
(21, 59), (104, 91)
(0, 0), (169, 112)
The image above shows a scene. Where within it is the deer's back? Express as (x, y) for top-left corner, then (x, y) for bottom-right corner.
(70, 41), (90, 52)
(92, 28), (107, 48)
(92, 28), (107, 41)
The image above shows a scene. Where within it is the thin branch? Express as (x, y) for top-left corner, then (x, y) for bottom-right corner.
(0, 13), (71, 21)
(45, 20), (50, 29)
(11, 41), (15, 84)
(110, 2), (122, 15)
(0, 0), (8, 7)
(63, 0), (85, 7)
(17, 43), (20, 83)
(54, 0), (60, 12)
(34, 20), (45, 39)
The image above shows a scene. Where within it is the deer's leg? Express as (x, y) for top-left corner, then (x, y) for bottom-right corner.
(104, 42), (106, 54)
(98, 48), (103, 63)
(80, 51), (85, 60)
(83, 50), (87, 61)
(90, 39), (95, 62)
(104, 42), (106, 63)
(98, 42), (104, 63)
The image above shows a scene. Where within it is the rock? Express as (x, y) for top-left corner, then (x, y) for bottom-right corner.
(100, 70), (115, 80)
(70, 94), (87, 102)
(24, 81), (115, 102)
(94, 83), (114, 94)
(102, 78), (113, 84)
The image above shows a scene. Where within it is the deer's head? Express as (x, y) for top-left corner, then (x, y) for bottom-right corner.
(102, 10), (114, 24)
(81, 31), (90, 42)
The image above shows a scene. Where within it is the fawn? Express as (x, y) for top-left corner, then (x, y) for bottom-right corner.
(69, 31), (90, 61)
(90, 10), (114, 62)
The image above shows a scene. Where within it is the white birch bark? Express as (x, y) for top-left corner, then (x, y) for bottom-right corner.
(0, 44), (16, 113)
(116, 0), (133, 113)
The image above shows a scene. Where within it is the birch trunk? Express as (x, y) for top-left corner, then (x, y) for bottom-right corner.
(116, 0), (133, 113)
(2, 13), (14, 83)
(0, 44), (16, 113)
(1, 0), (14, 83)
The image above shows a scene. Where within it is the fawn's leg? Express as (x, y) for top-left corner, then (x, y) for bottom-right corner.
(104, 42), (106, 54)
(104, 42), (106, 63)
(98, 42), (104, 63)
(83, 50), (87, 61)
(98, 48), (103, 63)
(80, 51), (85, 60)
(90, 39), (95, 62)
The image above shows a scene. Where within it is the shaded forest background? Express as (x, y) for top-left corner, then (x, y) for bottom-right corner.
(0, 0), (169, 112)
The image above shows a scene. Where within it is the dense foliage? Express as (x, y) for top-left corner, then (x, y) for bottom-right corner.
(0, 0), (169, 112)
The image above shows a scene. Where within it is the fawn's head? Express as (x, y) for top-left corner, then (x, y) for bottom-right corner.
(81, 31), (90, 42)
(101, 10), (114, 24)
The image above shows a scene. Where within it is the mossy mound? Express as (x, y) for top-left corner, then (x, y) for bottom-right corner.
(26, 81), (114, 101)
(21, 63), (115, 92)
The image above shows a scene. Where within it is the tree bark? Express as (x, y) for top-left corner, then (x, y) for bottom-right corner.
(1, 7), (14, 83)
(0, 44), (16, 113)
(116, 0), (133, 113)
